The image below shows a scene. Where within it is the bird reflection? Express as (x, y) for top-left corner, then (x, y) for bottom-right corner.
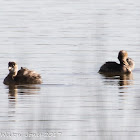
(100, 72), (134, 87)
(7, 85), (41, 122)
(7, 84), (41, 101)
(118, 73), (133, 87)
(8, 85), (18, 100)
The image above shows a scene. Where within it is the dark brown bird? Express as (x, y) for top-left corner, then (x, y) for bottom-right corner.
(99, 50), (135, 74)
(3, 62), (42, 85)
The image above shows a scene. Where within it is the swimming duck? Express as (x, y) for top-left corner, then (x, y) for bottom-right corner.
(99, 50), (135, 74)
(3, 62), (42, 85)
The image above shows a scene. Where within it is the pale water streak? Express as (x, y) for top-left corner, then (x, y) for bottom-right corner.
(0, 0), (140, 140)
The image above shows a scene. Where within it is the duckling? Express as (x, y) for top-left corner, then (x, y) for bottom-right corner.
(3, 62), (42, 85)
(99, 50), (135, 74)
(126, 57), (135, 72)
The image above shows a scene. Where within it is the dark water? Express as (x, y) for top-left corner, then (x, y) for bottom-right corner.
(0, 0), (140, 140)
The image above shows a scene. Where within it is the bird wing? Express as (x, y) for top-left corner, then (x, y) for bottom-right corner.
(99, 62), (121, 73)
(14, 67), (42, 84)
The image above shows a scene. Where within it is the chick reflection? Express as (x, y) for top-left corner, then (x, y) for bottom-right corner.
(119, 73), (133, 87)
(100, 73), (133, 87)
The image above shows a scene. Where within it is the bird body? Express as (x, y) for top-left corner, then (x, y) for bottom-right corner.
(4, 62), (42, 85)
(99, 50), (135, 74)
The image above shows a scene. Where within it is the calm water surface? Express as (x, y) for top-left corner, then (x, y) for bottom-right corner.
(0, 0), (140, 140)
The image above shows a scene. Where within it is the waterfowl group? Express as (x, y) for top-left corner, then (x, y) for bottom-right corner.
(3, 50), (135, 85)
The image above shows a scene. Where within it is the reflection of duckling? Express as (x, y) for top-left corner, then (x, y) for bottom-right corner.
(3, 62), (42, 85)
(99, 50), (135, 74)
(119, 73), (133, 87)
(126, 57), (135, 73)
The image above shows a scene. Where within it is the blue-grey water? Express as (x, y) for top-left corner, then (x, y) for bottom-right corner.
(0, 0), (140, 140)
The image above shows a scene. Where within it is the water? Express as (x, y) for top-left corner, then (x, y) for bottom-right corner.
(0, 0), (140, 139)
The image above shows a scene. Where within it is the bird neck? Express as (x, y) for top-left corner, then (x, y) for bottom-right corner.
(9, 71), (17, 78)
(120, 60), (128, 66)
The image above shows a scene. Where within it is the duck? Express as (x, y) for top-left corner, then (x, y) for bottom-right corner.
(99, 50), (135, 74)
(3, 62), (42, 85)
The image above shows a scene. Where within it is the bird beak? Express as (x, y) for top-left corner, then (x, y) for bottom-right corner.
(8, 67), (12, 71)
